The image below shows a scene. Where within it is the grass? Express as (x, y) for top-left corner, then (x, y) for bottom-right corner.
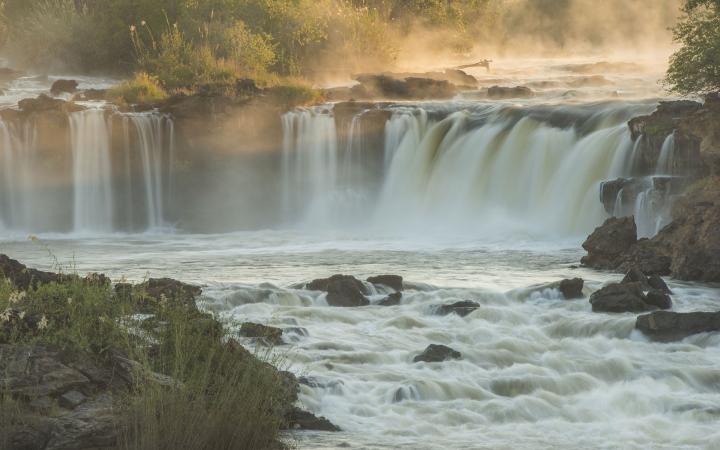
(108, 72), (169, 106)
(0, 256), (292, 450)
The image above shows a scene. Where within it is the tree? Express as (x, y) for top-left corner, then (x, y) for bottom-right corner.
(666, 0), (720, 94)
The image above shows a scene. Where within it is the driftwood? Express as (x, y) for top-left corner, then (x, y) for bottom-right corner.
(455, 60), (492, 71)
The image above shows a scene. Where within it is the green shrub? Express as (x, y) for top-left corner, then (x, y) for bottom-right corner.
(108, 73), (168, 105)
(268, 83), (324, 109)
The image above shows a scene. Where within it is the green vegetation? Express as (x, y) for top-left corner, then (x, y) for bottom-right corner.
(666, 0), (720, 94)
(108, 73), (169, 105)
(0, 256), (291, 449)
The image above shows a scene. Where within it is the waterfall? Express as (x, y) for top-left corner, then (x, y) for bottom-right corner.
(656, 131), (676, 175)
(280, 103), (656, 237)
(70, 109), (114, 232)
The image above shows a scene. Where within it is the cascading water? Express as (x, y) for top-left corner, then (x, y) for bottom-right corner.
(0, 108), (174, 233)
(280, 102), (667, 237)
(70, 109), (114, 232)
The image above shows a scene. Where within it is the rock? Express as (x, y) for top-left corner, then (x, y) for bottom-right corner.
(351, 74), (457, 100)
(581, 217), (637, 270)
(0, 67), (23, 81)
(378, 292), (402, 306)
(487, 85), (534, 99)
(622, 266), (650, 288)
(50, 79), (78, 95)
(135, 278), (202, 312)
(285, 407), (340, 432)
(559, 278), (584, 299)
(644, 290), (672, 310)
(589, 282), (654, 313)
(413, 344), (461, 363)
(18, 94), (81, 113)
(435, 300), (480, 317)
(307, 275), (369, 307)
(239, 322), (284, 345)
(636, 311), (720, 341)
(648, 274), (672, 294)
(73, 89), (106, 101)
(367, 274), (403, 291)
(58, 390), (87, 409)
(44, 394), (117, 450)
(0, 254), (59, 289)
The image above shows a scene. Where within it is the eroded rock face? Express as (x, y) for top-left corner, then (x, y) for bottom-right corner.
(307, 274), (370, 307)
(636, 311), (720, 342)
(581, 217), (638, 270)
(413, 344), (461, 363)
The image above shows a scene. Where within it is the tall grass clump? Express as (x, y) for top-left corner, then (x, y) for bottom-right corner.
(107, 72), (168, 106)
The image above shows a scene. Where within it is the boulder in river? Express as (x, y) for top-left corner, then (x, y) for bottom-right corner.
(589, 282), (668, 313)
(581, 216), (638, 270)
(413, 344), (462, 363)
(636, 311), (720, 341)
(240, 322), (284, 345)
(285, 406), (340, 431)
(559, 278), (584, 299)
(50, 79), (79, 95)
(378, 291), (402, 306)
(436, 300), (480, 317)
(367, 274), (403, 291)
(307, 274), (370, 307)
(487, 85), (534, 99)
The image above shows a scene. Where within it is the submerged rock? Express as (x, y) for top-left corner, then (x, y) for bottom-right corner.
(307, 274), (369, 307)
(636, 311), (720, 341)
(367, 274), (403, 291)
(378, 291), (402, 306)
(50, 79), (79, 95)
(285, 407), (340, 432)
(436, 300), (480, 317)
(239, 322), (284, 345)
(413, 344), (462, 363)
(559, 278), (584, 299)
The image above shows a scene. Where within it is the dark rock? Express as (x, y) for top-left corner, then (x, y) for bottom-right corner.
(351, 74), (457, 100)
(589, 282), (654, 313)
(559, 278), (584, 299)
(378, 292), (402, 306)
(239, 322), (284, 345)
(636, 311), (720, 341)
(367, 274), (403, 291)
(618, 239), (672, 276)
(58, 390), (87, 409)
(622, 267), (650, 287)
(285, 407), (340, 432)
(436, 300), (480, 317)
(487, 85), (534, 99)
(581, 217), (637, 270)
(50, 79), (78, 95)
(0, 254), (59, 289)
(307, 275), (369, 307)
(644, 290), (672, 310)
(413, 344), (461, 363)
(18, 94), (82, 113)
(136, 278), (202, 312)
(648, 274), (672, 294)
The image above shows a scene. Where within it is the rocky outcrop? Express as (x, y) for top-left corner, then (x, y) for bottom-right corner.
(18, 94), (83, 114)
(636, 311), (720, 342)
(378, 292), (402, 306)
(307, 274), (370, 307)
(346, 75), (458, 101)
(487, 85), (534, 99)
(581, 217), (641, 270)
(50, 79), (79, 96)
(559, 278), (584, 299)
(589, 268), (672, 313)
(285, 407), (340, 432)
(367, 274), (403, 292)
(132, 278), (203, 312)
(413, 344), (461, 363)
(0, 254), (60, 289)
(435, 300), (480, 317)
(239, 322), (284, 345)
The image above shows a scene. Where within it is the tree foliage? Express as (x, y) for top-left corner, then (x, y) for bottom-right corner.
(666, 0), (720, 94)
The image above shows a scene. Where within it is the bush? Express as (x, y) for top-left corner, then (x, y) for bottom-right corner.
(267, 83), (324, 109)
(108, 72), (168, 105)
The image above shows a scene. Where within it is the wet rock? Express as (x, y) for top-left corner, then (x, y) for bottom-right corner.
(240, 322), (284, 345)
(559, 278), (584, 299)
(581, 217), (637, 270)
(285, 407), (340, 432)
(589, 282), (654, 313)
(413, 344), (462, 363)
(636, 311), (720, 341)
(487, 85), (534, 99)
(378, 292), (402, 306)
(436, 300), (480, 317)
(351, 74), (457, 100)
(0, 254), (59, 289)
(307, 274), (369, 307)
(622, 266), (649, 286)
(367, 274), (403, 291)
(648, 274), (672, 294)
(135, 278), (202, 312)
(50, 79), (78, 96)
(18, 94), (82, 113)
(58, 390), (87, 409)
(644, 290), (672, 310)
